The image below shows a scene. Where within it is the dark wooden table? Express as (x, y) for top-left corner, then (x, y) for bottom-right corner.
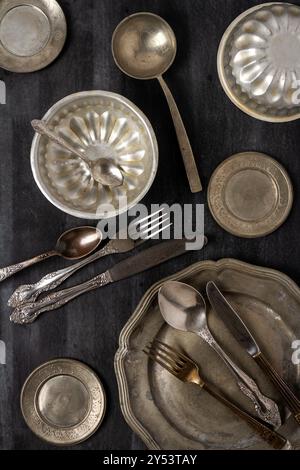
(1, 0), (300, 450)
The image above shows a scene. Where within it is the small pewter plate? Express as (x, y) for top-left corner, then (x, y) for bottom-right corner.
(217, 3), (300, 122)
(208, 152), (293, 238)
(115, 259), (300, 450)
(0, 0), (66, 73)
(31, 91), (158, 219)
(21, 359), (106, 446)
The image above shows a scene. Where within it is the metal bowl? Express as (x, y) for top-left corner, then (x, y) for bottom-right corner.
(218, 2), (300, 122)
(31, 91), (158, 219)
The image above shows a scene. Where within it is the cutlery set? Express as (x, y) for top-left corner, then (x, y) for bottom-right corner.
(1, 0), (300, 451)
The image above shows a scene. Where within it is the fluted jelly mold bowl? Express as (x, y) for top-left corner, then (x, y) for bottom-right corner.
(31, 91), (158, 219)
(218, 2), (300, 122)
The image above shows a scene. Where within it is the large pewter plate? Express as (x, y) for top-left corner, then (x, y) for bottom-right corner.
(0, 0), (66, 73)
(115, 259), (300, 450)
(218, 3), (300, 122)
(31, 91), (158, 219)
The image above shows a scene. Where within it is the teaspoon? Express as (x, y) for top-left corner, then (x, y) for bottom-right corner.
(32, 120), (124, 188)
(0, 226), (102, 282)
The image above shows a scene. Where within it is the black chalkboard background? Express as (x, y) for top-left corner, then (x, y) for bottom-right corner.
(1, 0), (300, 450)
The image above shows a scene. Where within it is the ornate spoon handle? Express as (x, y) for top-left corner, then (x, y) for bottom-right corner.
(203, 384), (290, 450)
(8, 243), (118, 307)
(199, 327), (281, 429)
(10, 271), (113, 325)
(255, 352), (300, 425)
(0, 251), (56, 282)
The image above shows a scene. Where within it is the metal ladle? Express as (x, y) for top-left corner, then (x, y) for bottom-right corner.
(158, 280), (281, 429)
(112, 12), (202, 193)
(32, 120), (124, 188)
(0, 226), (102, 282)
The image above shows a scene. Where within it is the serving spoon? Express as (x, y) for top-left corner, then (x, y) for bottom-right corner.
(32, 120), (124, 188)
(0, 226), (102, 282)
(158, 281), (281, 429)
(112, 12), (202, 193)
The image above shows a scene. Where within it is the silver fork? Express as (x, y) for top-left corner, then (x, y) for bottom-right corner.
(8, 210), (172, 307)
(144, 341), (291, 450)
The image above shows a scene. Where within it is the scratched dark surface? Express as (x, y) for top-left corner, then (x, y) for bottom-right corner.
(1, 0), (300, 450)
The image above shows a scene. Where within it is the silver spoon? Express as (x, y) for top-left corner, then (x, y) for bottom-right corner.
(158, 281), (281, 429)
(0, 226), (102, 282)
(112, 12), (202, 193)
(32, 120), (124, 188)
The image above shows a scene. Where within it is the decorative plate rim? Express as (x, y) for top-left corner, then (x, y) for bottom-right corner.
(217, 2), (300, 123)
(207, 152), (294, 238)
(20, 358), (106, 446)
(30, 90), (159, 220)
(114, 258), (300, 450)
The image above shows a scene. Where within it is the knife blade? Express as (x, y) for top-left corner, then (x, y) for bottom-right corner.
(206, 280), (300, 425)
(206, 281), (260, 357)
(110, 237), (206, 282)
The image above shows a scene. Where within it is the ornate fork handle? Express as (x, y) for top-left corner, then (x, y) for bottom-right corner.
(203, 384), (290, 450)
(199, 327), (281, 429)
(0, 252), (55, 283)
(8, 242), (118, 307)
(10, 271), (113, 325)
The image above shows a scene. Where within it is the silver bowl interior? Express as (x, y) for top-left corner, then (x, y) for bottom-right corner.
(218, 2), (300, 122)
(31, 91), (158, 219)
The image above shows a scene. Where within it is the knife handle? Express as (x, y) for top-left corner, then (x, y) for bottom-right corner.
(203, 384), (290, 450)
(255, 352), (300, 425)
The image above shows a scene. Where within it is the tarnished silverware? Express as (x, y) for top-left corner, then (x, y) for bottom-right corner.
(144, 341), (290, 450)
(0, 226), (102, 283)
(10, 237), (207, 325)
(158, 281), (281, 428)
(8, 210), (171, 307)
(112, 12), (202, 193)
(32, 120), (124, 188)
(207, 281), (300, 426)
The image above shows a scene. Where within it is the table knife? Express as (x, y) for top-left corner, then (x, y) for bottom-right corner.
(206, 280), (300, 425)
(10, 237), (206, 325)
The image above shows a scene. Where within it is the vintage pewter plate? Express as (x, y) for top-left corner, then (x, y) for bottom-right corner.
(21, 359), (106, 446)
(0, 0), (66, 73)
(218, 3), (300, 122)
(208, 152), (293, 238)
(115, 259), (300, 450)
(31, 91), (158, 219)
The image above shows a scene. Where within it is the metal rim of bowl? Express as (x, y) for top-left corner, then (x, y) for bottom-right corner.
(31, 90), (159, 220)
(111, 11), (177, 80)
(217, 2), (300, 123)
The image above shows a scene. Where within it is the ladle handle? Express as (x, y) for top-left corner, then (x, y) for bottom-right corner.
(157, 75), (202, 193)
(0, 251), (56, 282)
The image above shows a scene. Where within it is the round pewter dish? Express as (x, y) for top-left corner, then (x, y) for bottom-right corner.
(20, 359), (106, 446)
(208, 152), (293, 238)
(0, 0), (66, 73)
(31, 91), (158, 219)
(217, 2), (300, 122)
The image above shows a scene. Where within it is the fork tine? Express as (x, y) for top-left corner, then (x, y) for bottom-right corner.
(130, 209), (167, 229)
(140, 221), (172, 240)
(148, 343), (185, 369)
(153, 340), (191, 364)
(143, 349), (179, 377)
(135, 213), (169, 233)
